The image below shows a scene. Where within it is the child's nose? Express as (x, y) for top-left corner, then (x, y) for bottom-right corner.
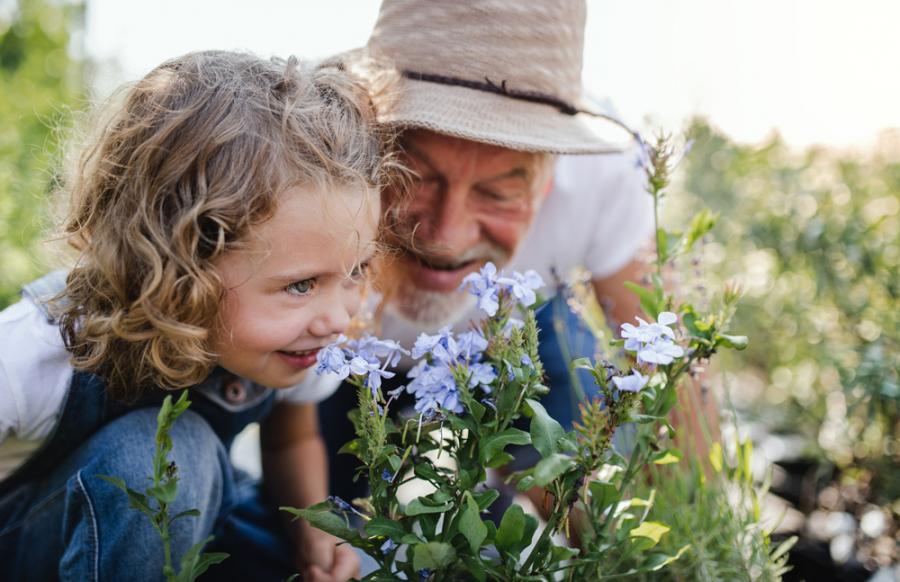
(308, 288), (354, 338)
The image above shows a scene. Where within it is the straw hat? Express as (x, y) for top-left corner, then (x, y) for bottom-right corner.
(364, 0), (627, 155)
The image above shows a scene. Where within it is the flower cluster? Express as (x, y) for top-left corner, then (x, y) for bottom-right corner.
(406, 327), (495, 415)
(621, 311), (685, 366)
(460, 262), (544, 316)
(316, 262), (543, 422)
(316, 335), (408, 396)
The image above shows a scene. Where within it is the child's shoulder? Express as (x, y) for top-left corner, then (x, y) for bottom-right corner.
(0, 298), (71, 441)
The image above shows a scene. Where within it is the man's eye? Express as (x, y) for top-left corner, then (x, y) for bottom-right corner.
(286, 278), (316, 296)
(478, 187), (521, 204)
(349, 262), (370, 281)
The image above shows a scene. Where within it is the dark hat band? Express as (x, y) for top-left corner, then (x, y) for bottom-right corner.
(403, 70), (580, 116)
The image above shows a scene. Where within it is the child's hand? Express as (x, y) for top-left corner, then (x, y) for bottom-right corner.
(299, 527), (360, 582)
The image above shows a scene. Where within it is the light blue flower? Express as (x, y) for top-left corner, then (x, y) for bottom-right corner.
(637, 340), (684, 366)
(621, 311), (684, 365)
(347, 335), (409, 367)
(498, 269), (544, 307)
(456, 330), (488, 361)
(461, 262), (501, 316)
(612, 369), (649, 393)
(315, 343), (351, 379)
(467, 362), (497, 393)
(365, 365), (396, 395)
(380, 539), (397, 554)
(406, 364), (463, 414)
(411, 326), (457, 362)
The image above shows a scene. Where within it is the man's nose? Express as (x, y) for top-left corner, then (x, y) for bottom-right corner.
(424, 186), (480, 254)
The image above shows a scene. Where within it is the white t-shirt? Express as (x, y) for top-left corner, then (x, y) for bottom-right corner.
(0, 297), (341, 481)
(380, 150), (655, 348)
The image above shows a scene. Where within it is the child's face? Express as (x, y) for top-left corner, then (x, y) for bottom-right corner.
(213, 185), (379, 389)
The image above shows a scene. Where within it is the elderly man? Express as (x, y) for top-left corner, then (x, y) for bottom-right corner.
(320, 0), (699, 503)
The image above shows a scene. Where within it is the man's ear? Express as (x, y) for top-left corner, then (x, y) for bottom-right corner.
(541, 176), (554, 200)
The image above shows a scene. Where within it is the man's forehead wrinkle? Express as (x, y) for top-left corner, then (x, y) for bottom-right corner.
(407, 139), (533, 186)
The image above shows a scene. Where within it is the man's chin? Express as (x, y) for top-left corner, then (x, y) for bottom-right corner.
(392, 283), (475, 327)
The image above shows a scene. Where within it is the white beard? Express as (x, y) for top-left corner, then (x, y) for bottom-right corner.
(391, 282), (476, 327)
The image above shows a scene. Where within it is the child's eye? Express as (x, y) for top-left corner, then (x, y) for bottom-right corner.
(286, 278), (316, 296)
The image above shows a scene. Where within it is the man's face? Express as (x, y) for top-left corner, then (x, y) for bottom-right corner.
(384, 130), (549, 324)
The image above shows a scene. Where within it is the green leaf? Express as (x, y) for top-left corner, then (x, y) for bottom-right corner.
(405, 497), (453, 516)
(524, 399), (564, 458)
(485, 451), (515, 469)
(651, 449), (682, 465)
(472, 488), (500, 511)
(458, 492), (488, 552)
(337, 438), (363, 457)
(364, 516), (407, 539)
(532, 453), (575, 487)
(468, 399), (486, 423)
(717, 333), (749, 350)
(280, 504), (357, 541)
(98, 474), (128, 493)
(175, 535), (228, 582)
(148, 478), (179, 505)
(413, 461), (444, 485)
(709, 442), (724, 474)
(515, 474), (536, 492)
(172, 508), (202, 521)
(623, 281), (661, 320)
(629, 521), (670, 545)
(588, 481), (620, 513)
(412, 542), (457, 570)
(495, 504), (538, 555)
(549, 545), (580, 562)
(478, 427), (531, 464)
(683, 209), (718, 251)
(656, 386), (679, 416)
(643, 544), (690, 571)
(570, 357), (594, 370)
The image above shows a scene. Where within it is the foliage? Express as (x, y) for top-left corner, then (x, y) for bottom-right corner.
(676, 120), (899, 496)
(0, 0), (84, 308)
(609, 435), (796, 581)
(99, 392), (229, 581)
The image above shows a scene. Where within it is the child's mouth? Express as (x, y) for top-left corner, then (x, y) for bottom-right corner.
(276, 348), (321, 370)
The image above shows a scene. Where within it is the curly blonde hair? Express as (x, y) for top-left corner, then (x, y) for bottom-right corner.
(57, 50), (398, 401)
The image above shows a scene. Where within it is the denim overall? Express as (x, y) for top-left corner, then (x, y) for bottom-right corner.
(0, 271), (292, 581)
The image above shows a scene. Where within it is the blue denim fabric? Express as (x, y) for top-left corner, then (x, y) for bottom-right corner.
(0, 406), (297, 581)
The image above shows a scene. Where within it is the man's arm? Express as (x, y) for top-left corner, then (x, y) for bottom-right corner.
(592, 257), (721, 461)
(260, 401), (359, 582)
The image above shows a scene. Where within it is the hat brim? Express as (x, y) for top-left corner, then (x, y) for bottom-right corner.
(378, 78), (633, 155)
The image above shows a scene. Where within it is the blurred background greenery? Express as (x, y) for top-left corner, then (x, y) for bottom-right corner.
(0, 0), (83, 307)
(1, 0), (897, 578)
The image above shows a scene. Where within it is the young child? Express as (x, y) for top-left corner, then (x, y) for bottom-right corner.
(0, 50), (393, 581)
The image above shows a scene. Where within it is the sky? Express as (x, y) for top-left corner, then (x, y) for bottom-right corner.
(83, 0), (900, 149)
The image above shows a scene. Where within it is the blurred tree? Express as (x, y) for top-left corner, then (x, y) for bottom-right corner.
(676, 119), (899, 502)
(0, 0), (85, 308)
